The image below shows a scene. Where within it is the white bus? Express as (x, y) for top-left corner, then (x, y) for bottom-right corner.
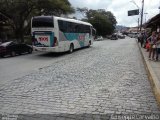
(31, 16), (94, 53)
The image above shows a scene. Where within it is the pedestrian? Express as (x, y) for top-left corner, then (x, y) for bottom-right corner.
(138, 32), (141, 43)
(148, 31), (157, 60)
(143, 32), (147, 48)
(156, 33), (160, 61)
(145, 40), (150, 52)
(140, 33), (144, 47)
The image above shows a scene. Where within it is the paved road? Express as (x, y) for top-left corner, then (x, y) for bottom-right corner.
(0, 50), (70, 85)
(0, 37), (160, 119)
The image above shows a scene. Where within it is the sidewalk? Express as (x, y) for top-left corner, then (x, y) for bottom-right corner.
(138, 42), (160, 106)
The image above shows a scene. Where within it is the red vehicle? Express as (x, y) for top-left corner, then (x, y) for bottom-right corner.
(0, 41), (33, 57)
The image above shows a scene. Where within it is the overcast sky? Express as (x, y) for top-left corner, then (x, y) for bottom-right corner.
(69, 0), (160, 27)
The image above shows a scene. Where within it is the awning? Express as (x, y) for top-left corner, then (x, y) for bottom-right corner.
(145, 13), (160, 28)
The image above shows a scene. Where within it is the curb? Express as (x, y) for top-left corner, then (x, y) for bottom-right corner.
(137, 41), (160, 107)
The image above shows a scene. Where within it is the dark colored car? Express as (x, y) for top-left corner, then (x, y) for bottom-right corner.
(0, 41), (33, 57)
(110, 34), (118, 40)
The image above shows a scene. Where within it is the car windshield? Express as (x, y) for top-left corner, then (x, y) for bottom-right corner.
(0, 41), (12, 47)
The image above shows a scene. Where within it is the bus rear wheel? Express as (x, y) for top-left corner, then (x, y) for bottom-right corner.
(69, 44), (74, 53)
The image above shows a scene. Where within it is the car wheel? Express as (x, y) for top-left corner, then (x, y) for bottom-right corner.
(11, 51), (16, 57)
(0, 55), (4, 58)
(28, 49), (32, 54)
(69, 44), (74, 53)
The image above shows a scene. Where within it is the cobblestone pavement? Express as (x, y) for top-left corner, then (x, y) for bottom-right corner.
(0, 38), (160, 119)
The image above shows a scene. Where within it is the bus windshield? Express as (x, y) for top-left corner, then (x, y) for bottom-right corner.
(32, 16), (54, 28)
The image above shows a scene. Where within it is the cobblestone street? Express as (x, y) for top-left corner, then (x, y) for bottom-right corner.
(0, 38), (160, 118)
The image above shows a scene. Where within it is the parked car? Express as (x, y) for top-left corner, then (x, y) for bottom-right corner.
(95, 36), (103, 41)
(0, 41), (33, 57)
(118, 34), (125, 39)
(110, 34), (118, 40)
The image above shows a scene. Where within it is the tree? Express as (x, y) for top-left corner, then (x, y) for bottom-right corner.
(88, 13), (114, 35)
(76, 7), (88, 17)
(0, 0), (74, 42)
(37, 0), (74, 16)
(77, 8), (117, 36)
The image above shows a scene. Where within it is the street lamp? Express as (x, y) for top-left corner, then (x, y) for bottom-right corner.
(130, 0), (140, 32)
(130, 0), (140, 9)
(130, 0), (144, 32)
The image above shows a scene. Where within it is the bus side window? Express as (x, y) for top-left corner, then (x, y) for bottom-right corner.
(58, 20), (68, 32)
(63, 21), (68, 32)
(75, 24), (79, 33)
(90, 26), (92, 35)
(83, 25), (90, 34)
(79, 24), (82, 33)
(58, 20), (64, 32)
(68, 22), (75, 33)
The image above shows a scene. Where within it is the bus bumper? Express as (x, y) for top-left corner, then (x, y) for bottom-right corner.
(34, 46), (61, 52)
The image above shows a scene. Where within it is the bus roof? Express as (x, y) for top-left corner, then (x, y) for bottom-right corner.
(32, 16), (92, 26)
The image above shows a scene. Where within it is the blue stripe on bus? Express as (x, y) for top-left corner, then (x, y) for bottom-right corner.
(64, 33), (87, 47)
(50, 32), (54, 47)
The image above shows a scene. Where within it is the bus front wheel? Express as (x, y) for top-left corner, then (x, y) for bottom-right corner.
(69, 44), (74, 53)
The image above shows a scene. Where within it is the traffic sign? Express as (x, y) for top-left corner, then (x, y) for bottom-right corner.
(128, 9), (139, 16)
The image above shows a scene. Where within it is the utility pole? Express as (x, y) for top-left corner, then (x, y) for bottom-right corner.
(140, 0), (144, 32)
(130, 0), (140, 32)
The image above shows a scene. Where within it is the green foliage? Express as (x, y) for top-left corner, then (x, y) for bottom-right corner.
(37, 0), (74, 16)
(77, 8), (117, 36)
(0, 0), (74, 42)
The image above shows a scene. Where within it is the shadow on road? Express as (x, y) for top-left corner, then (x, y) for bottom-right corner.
(0, 52), (30, 59)
(34, 47), (90, 58)
(37, 52), (68, 58)
(0, 47), (91, 59)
